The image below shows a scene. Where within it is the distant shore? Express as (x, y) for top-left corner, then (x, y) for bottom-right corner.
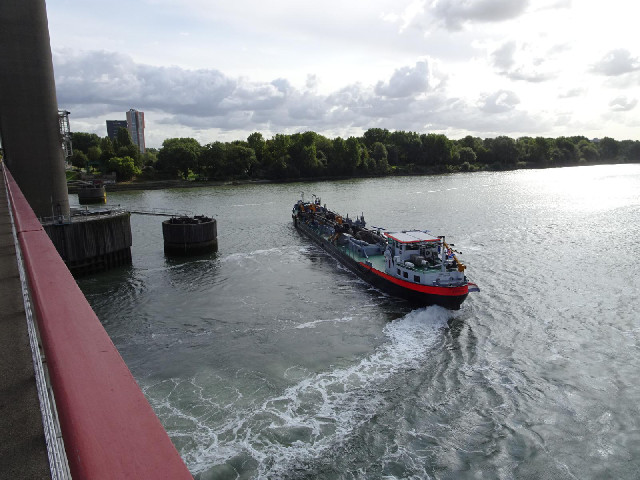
(68, 174), (387, 193)
(68, 178), (271, 193)
(68, 162), (635, 194)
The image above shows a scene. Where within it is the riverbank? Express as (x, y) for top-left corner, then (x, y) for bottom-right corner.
(68, 178), (270, 194)
(68, 161), (629, 194)
(69, 175), (376, 193)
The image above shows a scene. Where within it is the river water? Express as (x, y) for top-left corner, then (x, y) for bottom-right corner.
(76, 164), (640, 479)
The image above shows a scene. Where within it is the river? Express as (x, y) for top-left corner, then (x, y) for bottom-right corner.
(76, 164), (640, 479)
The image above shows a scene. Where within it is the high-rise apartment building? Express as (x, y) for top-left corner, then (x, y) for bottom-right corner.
(126, 109), (145, 153)
(106, 119), (128, 141)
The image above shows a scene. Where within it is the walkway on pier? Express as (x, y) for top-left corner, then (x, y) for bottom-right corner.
(0, 169), (51, 478)
(2, 163), (194, 479)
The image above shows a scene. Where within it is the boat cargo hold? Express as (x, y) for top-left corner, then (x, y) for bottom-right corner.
(292, 194), (479, 310)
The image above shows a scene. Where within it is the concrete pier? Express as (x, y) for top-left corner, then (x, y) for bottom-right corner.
(163, 215), (218, 255)
(0, 169), (51, 479)
(43, 211), (133, 275)
(77, 184), (107, 205)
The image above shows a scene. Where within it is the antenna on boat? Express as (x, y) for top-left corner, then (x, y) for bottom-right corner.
(300, 191), (304, 202)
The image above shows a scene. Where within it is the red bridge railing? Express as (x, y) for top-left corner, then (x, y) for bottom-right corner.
(4, 166), (193, 479)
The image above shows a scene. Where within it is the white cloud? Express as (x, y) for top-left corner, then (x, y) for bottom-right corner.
(591, 49), (640, 76)
(478, 90), (520, 113)
(374, 61), (430, 98)
(491, 41), (517, 71)
(609, 97), (638, 112)
(44, 0), (640, 143)
(431, 0), (530, 30)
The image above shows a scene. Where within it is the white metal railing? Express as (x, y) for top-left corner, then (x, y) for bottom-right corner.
(5, 174), (72, 479)
(126, 207), (193, 217)
(38, 206), (129, 224)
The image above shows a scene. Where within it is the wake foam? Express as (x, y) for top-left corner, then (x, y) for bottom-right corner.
(221, 246), (310, 264)
(171, 306), (454, 477)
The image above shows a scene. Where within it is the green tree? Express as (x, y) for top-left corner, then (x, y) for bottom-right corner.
(87, 146), (102, 166)
(458, 136), (490, 165)
(117, 144), (141, 167)
(157, 137), (202, 179)
(106, 156), (141, 181)
(388, 131), (421, 166)
(115, 127), (133, 148)
(598, 137), (619, 162)
(457, 146), (477, 165)
(620, 140), (640, 162)
(521, 137), (552, 166)
(486, 136), (519, 169)
(370, 141), (389, 174)
(262, 134), (291, 179)
(344, 137), (362, 174)
(71, 132), (101, 154)
(141, 150), (158, 167)
(199, 142), (226, 178)
(362, 128), (391, 149)
(224, 144), (257, 177)
(329, 137), (347, 174)
(551, 137), (579, 165)
(70, 150), (89, 170)
(289, 132), (320, 177)
(98, 137), (115, 172)
(421, 134), (453, 169)
(577, 140), (599, 163)
(371, 142), (388, 164)
(247, 132), (265, 166)
(314, 134), (332, 172)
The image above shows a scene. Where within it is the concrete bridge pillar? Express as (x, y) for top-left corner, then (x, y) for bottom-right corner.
(0, 0), (70, 219)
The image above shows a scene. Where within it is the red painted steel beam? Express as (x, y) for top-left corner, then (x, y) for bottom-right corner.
(3, 166), (193, 479)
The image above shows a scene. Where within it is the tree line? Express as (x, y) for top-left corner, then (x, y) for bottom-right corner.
(70, 128), (640, 182)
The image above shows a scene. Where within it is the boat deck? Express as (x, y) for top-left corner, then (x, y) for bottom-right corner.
(323, 235), (446, 275)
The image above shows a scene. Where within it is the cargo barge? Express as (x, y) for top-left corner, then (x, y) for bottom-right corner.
(292, 194), (478, 310)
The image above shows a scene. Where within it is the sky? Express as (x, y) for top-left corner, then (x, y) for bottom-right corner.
(46, 0), (640, 148)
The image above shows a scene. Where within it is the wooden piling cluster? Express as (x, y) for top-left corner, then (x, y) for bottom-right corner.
(162, 215), (218, 255)
(43, 211), (132, 275)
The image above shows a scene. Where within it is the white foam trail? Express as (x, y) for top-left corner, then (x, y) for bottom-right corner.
(173, 306), (454, 477)
(221, 246), (308, 264)
(296, 316), (354, 329)
(231, 202), (275, 207)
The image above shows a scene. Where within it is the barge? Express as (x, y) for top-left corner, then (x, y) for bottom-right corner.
(292, 194), (478, 310)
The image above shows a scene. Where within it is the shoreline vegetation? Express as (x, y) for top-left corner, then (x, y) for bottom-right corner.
(67, 129), (640, 193)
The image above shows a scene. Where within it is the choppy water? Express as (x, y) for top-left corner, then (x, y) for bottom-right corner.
(76, 165), (640, 479)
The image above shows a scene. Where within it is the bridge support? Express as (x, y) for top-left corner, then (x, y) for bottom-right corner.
(0, 0), (70, 219)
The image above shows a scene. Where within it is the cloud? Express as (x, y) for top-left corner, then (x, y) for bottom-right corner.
(374, 61), (430, 98)
(478, 90), (520, 113)
(431, 0), (529, 30)
(490, 41), (557, 83)
(609, 96), (638, 112)
(491, 41), (517, 71)
(506, 68), (555, 83)
(558, 88), (584, 99)
(52, 49), (556, 142)
(591, 49), (640, 76)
